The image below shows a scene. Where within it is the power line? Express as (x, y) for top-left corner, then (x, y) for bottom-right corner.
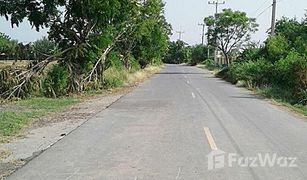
(255, 5), (272, 18)
(252, 0), (271, 16)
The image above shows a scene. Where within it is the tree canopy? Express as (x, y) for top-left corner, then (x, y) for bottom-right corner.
(204, 9), (258, 65)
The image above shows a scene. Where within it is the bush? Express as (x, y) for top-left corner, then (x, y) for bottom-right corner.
(226, 59), (273, 86)
(264, 35), (289, 63)
(274, 52), (307, 104)
(105, 52), (124, 70)
(42, 64), (69, 98)
(203, 59), (215, 70)
(128, 55), (141, 73)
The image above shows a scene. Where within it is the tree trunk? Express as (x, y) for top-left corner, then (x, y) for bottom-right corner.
(222, 51), (230, 66)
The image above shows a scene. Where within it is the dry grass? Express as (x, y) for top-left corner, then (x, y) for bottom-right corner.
(0, 60), (57, 69)
(125, 65), (162, 86)
(0, 148), (11, 160)
(0, 60), (30, 68)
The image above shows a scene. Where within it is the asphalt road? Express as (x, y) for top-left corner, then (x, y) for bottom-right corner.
(8, 64), (307, 180)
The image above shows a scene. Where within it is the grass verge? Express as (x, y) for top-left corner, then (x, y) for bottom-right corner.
(0, 97), (78, 142)
(256, 87), (307, 117)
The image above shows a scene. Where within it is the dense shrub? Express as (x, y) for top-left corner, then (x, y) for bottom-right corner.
(42, 64), (69, 98)
(202, 59), (215, 70)
(105, 52), (124, 70)
(264, 35), (289, 63)
(274, 52), (307, 103)
(128, 55), (141, 73)
(228, 59), (273, 87)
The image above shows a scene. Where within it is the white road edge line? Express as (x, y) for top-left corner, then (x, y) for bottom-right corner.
(191, 92), (196, 99)
(204, 127), (218, 150)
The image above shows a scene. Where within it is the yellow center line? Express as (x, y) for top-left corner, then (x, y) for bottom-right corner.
(203, 127), (218, 150)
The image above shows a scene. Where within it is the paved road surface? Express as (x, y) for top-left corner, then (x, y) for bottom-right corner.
(8, 64), (307, 180)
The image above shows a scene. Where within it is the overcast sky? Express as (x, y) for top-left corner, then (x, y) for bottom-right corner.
(0, 0), (306, 44)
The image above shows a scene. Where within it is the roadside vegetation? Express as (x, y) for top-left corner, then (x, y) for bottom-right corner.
(0, 0), (169, 139)
(0, 64), (160, 141)
(163, 10), (307, 115)
(0, 0), (170, 100)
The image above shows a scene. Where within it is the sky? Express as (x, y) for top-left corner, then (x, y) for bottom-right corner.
(164, 0), (307, 44)
(0, 0), (306, 44)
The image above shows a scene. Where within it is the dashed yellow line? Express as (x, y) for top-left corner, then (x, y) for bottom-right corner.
(204, 127), (218, 150)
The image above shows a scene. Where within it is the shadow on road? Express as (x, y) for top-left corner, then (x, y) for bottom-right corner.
(155, 72), (208, 75)
(229, 95), (265, 100)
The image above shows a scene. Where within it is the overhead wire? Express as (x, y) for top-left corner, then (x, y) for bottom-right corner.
(255, 5), (272, 19)
(252, 0), (271, 16)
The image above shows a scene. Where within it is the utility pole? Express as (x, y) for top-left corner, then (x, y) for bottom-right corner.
(208, 0), (225, 65)
(198, 23), (206, 45)
(207, 27), (210, 59)
(176, 31), (184, 41)
(208, 0), (225, 16)
(271, 0), (277, 35)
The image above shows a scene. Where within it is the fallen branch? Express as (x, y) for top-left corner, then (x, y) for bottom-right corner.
(1, 47), (74, 99)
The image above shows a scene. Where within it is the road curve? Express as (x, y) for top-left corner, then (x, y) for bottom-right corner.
(8, 64), (307, 180)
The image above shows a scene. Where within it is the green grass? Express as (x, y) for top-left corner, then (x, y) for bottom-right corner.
(258, 87), (307, 116)
(0, 97), (78, 139)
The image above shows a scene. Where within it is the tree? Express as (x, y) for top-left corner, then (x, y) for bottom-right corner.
(131, 0), (171, 68)
(32, 37), (59, 60)
(190, 44), (211, 65)
(0, 0), (65, 30)
(204, 9), (258, 65)
(163, 40), (189, 64)
(274, 17), (307, 56)
(0, 33), (11, 57)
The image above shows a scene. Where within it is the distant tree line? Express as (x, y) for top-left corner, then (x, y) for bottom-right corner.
(0, 34), (58, 60)
(163, 40), (214, 66)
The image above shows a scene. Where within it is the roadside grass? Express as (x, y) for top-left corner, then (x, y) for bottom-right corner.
(257, 87), (307, 117)
(0, 97), (78, 141)
(197, 64), (220, 74)
(125, 65), (161, 86)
